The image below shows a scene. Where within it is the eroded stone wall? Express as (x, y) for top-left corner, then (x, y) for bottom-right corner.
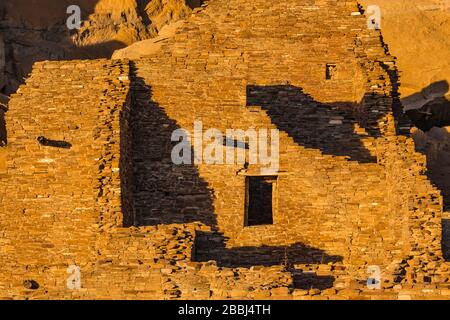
(0, 59), (129, 297)
(0, 0), (448, 300)
(0, 58), (296, 300)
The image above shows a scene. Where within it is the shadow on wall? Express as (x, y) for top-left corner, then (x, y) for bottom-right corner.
(125, 66), (412, 290)
(127, 61), (216, 228)
(444, 220), (450, 261)
(193, 231), (342, 290)
(193, 232), (342, 267)
(246, 85), (390, 163)
(126, 63), (345, 289)
(186, 0), (204, 9)
(0, 109), (6, 146)
(404, 81), (450, 261)
(65, 40), (128, 60)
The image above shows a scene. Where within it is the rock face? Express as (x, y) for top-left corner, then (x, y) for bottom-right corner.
(112, 20), (184, 59)
(359, 0), (450, 131)
(71, 0), (200, 49)
(0, 0), (203, 95)
(359, 0), (450, 104)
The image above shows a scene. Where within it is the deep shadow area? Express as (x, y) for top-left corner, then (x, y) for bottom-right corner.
(0, 108), (6, 146)
(379, 59), (413, 135)
(128, 62), (216, 227)
(292, 272), (336, 290)
(193, 232), (342, 267)
(136, 0), (152, 26)
(443, 219), (450, 261)
(246, 85), (389, 163)
(64, 40), (128, 60)
(127, 65), (344, 288)
(416, 126), (450, 261)
(193, 231), (342, 290)
(186, 0), (205, 9)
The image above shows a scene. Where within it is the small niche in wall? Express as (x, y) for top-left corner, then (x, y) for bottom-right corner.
(37, 136), (72, 149)
(325, 63), (337, 80)
(245, 176), (277, 227)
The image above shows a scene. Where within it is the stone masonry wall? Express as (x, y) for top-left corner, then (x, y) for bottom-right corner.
(125, 0), (449, 297)
(0, 0), (448, 299)
(0, 58), (296, 299)
(0, 58), (129, 296)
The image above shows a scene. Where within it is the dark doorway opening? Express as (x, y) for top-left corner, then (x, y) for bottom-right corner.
(245, 176), (276, 226)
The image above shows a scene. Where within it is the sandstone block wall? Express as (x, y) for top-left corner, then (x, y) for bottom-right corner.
(128, 0), (446, 281)
(0, 0), (448, 299)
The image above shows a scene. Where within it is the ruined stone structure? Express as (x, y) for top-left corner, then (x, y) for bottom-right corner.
(0, 0), (449, 299)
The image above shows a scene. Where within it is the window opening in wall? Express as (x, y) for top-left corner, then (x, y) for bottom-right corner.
(245, 176), (276, 226)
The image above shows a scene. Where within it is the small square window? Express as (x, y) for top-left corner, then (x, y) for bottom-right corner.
(326, 64), (337, 80)
(245, 176), (276, 226)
